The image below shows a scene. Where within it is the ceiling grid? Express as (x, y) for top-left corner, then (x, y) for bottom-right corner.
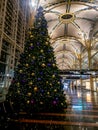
(35, 0), (98, 70)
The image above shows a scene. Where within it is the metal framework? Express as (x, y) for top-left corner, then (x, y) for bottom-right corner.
(0, 0), (32, 102)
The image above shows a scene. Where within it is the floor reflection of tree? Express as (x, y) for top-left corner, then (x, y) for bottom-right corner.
(0, 111), (67, 130)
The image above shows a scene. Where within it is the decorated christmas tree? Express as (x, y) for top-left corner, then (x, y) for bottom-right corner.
(6, 6), (67, 113)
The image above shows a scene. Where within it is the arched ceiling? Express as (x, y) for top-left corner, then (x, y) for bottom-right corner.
(33, 0), (98, 70)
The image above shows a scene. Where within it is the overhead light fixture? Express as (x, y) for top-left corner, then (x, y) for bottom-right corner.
(59, 13), (75, 23)
(31, 0), (37, 8)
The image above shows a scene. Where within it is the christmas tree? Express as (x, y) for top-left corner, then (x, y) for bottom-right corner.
(6, 6), (67, 113)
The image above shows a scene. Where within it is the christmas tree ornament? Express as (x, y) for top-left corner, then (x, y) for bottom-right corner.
(17, 90), (20, 94)
(54, 89), (57, 92)
(32, 56), (35, 60)
(47, 37), (49, 40)
(27, 92), (32, 96)
(45, 42), (48, 45)
(38, 77), (41, 81)
(47, 92), (50, 95)
(40, 71), (43, 75)
(30, 35), (33, 38)
(50, 83), (52, 86)
(41, 89), (44, 93)
(37, 42), (40, 45)
(46, 81), (48, 84)
(29, 81), (33, 85)
(40, 101), (43, 104)
(30, 46), (33, 49)
(25, 63), (29, 67)
(31, 99), (34, 104)
(34, 87), (38, 91)
(52, 63), (56, 67)
(41, 63), (45, 67)
(61, 103), (64, 106)
(31, 73), (35, 76)
(17, 82), (20, 86)
(30, 43), (33, 46)
(53, 100), (57, 105)
(58, 81), (60, 84)
(48, 59), (51, 62)
(40, 49), (44, 53)
(27, 100), (30, 104)
(52, 74), (55, 78)
(19, 70), (23, 73)
(47, 63), (51, 66)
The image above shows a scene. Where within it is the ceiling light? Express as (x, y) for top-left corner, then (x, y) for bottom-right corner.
(59, 13), (75, 23)
(31, 0), (36, 8)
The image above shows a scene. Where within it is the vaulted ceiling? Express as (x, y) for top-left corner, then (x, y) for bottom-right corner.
(33, 0), (98, 71)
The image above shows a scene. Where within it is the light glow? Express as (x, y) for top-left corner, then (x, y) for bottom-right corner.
(86, 93), (92, 103)
(31, 0), (36, 8)
(77, 91), (81, 98)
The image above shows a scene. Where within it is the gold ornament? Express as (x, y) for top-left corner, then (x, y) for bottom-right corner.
(34, 87), (38, 91)
(17, 82), (20, 87)
(54, 89), (57, 92)
(40, 49), (44, 53)
(17, 90), (20, 93)
(47, 92), (50, 95)
(26, 63), (29, 67)
(27, 92), (32, 96)
(46, 81), (48, 84)
(27, 100), (30, 104)
(31, 73), (35, 76)
(19, 70), (22, 73)
(41, 63), (45, 67)
(58, 81), (60, 84)
(45, 42), (49, 45)
(30, 35), (33, 38)
(29, 81), (33, 85)
(32, 56), (35, 60)
(47, 38), (50, 40)
(30, 43), (33, 46)
(50, 83), (52, 86)
(61, 103), (64, 106)
(52, 64), (56, 67)
(40, 101), (43, 105)
(48, 59), (51, 62)
(52, 74), (55, 78)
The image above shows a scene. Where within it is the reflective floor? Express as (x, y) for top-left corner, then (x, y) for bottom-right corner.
(0, 87), (98, 130)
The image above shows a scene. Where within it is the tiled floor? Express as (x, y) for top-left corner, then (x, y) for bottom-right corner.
(0, 87), (98, 129)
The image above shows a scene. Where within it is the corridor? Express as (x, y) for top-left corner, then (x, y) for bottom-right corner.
(2, 87), (98, 130)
